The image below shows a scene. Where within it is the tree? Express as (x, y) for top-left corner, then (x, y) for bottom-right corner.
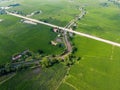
(44, 20), (48, 23)
(77, 57), (81, 61)
(51, 54), (56, 57)
(5, 63), (10, 73)
(40, 57), (51, 68)
(38, 49), (44, 54)
(51, 58), (59, 65)
(72, 47), (78, 54)
(64, 56), (74, 67)
(34, 53), (41, 60)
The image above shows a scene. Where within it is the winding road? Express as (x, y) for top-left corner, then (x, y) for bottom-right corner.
(62, 8), (86, 56)
(6, 11), (120, 47)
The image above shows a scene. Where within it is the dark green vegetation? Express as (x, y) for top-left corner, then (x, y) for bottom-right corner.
(0, 0), (120, 90)
(0, 64), (67, 90)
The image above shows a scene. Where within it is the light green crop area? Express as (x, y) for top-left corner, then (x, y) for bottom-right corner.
(58, 0), (120, 90)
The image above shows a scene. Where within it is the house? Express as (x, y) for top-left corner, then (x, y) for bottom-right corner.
(33, 11), (42, 15)
(0, 19), (3, 22)
(12, 49), (30, 61)
(53, 27), (58, 32)
(27, 10), (42, 17)
(69, 28), (73, 37)
(23, 20), (37, 25)
(12, 54), (22, 61)
(51, 41), (58, 46)
(73, 23), (77, 27)
(58, 34), (61, 37)
(9, 3), (20, 7)
(0, 9), (6, 15)
(21, 49), (30, 55)
(0, 6), (10, 10)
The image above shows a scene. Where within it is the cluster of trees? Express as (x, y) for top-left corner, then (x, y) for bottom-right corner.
(13, 49), (44, 62)
(0, 63), (29, 76)
(0, 9), (6, 15)
(108, 0), (120, 7)
(64, 54), (81, 67)
(0, 45), (81, 76)
(0, 51), (81, 76)
(100, 2), (109, 7)
(40, 57), (59, 68)
(39, 53), (81, 68)
(0, 49), (45, 76)
(72, 46), (78, 54)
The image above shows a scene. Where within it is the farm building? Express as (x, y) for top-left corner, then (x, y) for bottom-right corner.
(21, 49), (30, 55)
(22, 20), (37, 25)
(0, 19), (3, 22)
(27, 10), (42, 17)
(53, 27), (59, 32)
(12, 49), (30, 61)
(0, 6), (10, 10)
(9, 3), (20, 7)
(0, 9), (6, 14)
(12, 54), (22, 61)
(51, 41), (58, 46)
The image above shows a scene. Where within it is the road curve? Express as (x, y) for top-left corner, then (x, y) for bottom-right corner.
(6, 11), (120, 47)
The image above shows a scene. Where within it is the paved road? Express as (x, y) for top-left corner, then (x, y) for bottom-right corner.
(6, 11), (120, 47)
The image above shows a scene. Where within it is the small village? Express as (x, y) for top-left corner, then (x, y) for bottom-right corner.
(0, 7), (83, 76)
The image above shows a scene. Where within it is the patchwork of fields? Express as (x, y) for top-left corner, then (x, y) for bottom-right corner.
(0, 0), (120, 90)
(58, 0), (120, 90)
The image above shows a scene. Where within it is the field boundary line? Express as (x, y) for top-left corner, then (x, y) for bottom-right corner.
(110, 45), (115, 60)
(64, 81), (78, 90)
(0, 73), (16, 85)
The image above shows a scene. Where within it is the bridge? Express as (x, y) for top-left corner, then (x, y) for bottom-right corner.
(6, 11), (120, 47)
